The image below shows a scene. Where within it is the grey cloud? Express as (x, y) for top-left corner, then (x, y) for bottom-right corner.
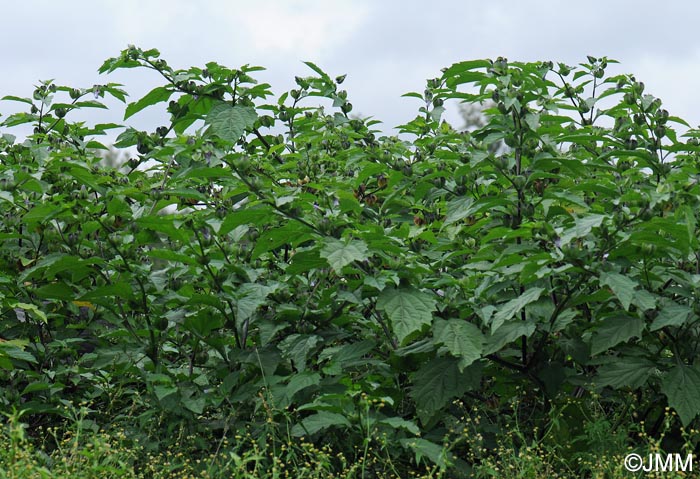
(1, 0), (698, 138)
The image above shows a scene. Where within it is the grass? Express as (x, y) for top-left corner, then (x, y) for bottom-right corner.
(1, 400), (697, 478)
(0, 406), (433, 479)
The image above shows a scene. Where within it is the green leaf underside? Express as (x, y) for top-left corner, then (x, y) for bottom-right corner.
(595, 356), (655, 389)
(411, 357), (482, 425)
(491, 287), (544, 332)
(590, 316), (644, 356)
(291, 411), (351, 437)
(124, 86), (173, 119)
(434, 319), (484, 368)
(320, 238), (370, 272)
(205, 102), (257, 143)
(599, 272), (638, 311)
(377, 287), (437, 345)
(662, 365), (700, 426)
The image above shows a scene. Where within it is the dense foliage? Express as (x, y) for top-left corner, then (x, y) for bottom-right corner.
(2, 47), (700, 476)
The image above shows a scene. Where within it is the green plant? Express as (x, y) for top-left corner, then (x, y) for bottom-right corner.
(2, 48), (700, 476)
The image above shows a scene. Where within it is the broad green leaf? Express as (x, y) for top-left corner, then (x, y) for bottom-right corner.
(551, 309), (578, 332)
(101, 82), (128, 102)
(22, 381), (50, 395)
(0, 191), (13, 204)
(98, 55), (140, 74)
(205, 102), (257, 143)
(559, 214), (606, 246)
(20, 254), (100, 283)
(651, 300), (692, 331)
(22, 204), (63, 226)
(154, 385), (178, 401)
(319, 340), (376, 365)
(291, 411), (350, 437)
(1, 95), (34, 105)
(113, 127), (139, 148)
(172, 166), (231, 181)
(276, 371), (321, 408)
(239, 347), (282, 378)
(410, 357), (481, 425)
(0, 345), (37, 364)
(287, 248), (327, 274)
(81, 283), (135, 301)
(163, 187), (206, 203)
(73, 100), (108, 109)
(278, 334), (322, 372)
(670, 115), (690, 127)
(35, 283), (73, 300)
(124, 86), (174, 119)
(183, 311), (224, 337)
(320, 238), (369, 272)
(662, 364), (700, 426)
(443, 196), (475, 226)
(257, 319), (288, 346)
(633, 218), (691, 255)
(433, 319), (484, 369)
(286, 371), (321, 398)
(186, 293), (225, 311)
(537, 363), (567, 397)
(1, 112), (37, 127)
(632, 289), (657, 312)
(181, 395), (206, 415)
(303, 61), (331, 81)
(443, 59), (491, 75)
(599, 272), (638, 311)
(394, 338), (436, 357)
(10, 302), (47, 324)
(137, 216), (189, 242)
(220, 206), (274, 236)
(484, 321), (537, 355)
(378, 417), (420, 436)
(147, 248), (197, 265)
(590, 316), (644, 356)
(491, 287), (544, 332)
(595, 357), (655, 389)
(524, 112), (540, 130)
(0, 357), (13, 371)
(400, 438), (453, 469)
(679, 205), (697, 248)
(377, 287), (437, 345)
(251, 222), (313, 259)
(235, 283), (277, 322)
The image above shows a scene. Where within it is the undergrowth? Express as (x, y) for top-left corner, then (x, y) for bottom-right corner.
(2, 399), (696, 479)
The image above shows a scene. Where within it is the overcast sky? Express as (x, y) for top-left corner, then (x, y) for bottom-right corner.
(2, 1), (699, 139)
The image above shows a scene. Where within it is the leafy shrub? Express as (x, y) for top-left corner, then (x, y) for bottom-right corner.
(2, 48), (700, 475)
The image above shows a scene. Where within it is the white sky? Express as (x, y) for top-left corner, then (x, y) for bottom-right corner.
(2, 1), (699, 138)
